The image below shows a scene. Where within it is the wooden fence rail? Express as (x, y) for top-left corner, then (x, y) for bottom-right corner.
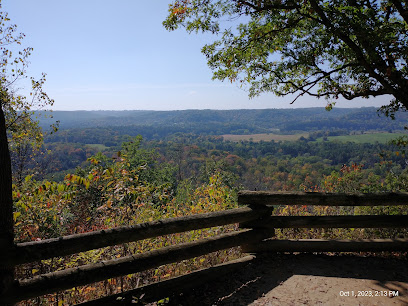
(6, 229), (272, 303)
(242, 238), (408, 253)
(77, 255), (256, 306)
(1, 191), (407, 305)
(1, 205), (268, 267)
(238, 191), (408, 206)
(241, 215), (408, 228)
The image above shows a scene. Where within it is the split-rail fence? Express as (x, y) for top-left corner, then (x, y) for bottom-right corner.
(1, 191), (408, 305)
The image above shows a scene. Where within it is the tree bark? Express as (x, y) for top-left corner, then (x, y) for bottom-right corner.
(0, 103), (14, 304)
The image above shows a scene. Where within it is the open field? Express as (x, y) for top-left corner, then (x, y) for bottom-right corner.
(316, 132), (407, 144)
(222, 132), (408, 144)
(85, 143), (109, 151)
(222, 133), (309, 142)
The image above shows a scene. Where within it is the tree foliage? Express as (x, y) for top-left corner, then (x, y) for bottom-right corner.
(0, 5), (55, 295)
(164, 0), (408, 113)
(0, 2), (56, 185)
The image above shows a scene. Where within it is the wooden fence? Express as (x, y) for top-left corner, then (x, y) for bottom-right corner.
(1, 191), (408, 305)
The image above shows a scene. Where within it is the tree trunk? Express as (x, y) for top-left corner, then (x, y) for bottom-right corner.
(0, 103), (14, 304)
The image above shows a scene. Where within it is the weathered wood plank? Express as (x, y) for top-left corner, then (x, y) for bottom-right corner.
(3, 206), (268, 267)
(242, 238), (408, 253)
(238, 191), (408, 207)
(240, 215), (408, 228)
(6, 229), (269, 304)
(77, 255), (255, 305)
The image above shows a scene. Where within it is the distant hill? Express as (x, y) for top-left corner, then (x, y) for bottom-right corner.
(38, 107), (408, 140)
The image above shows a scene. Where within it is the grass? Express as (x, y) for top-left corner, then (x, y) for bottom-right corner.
(222, 133), (309, 142)
(315, 132), (407, 144)
(86, 143), (109, 151)
(222, 132), (407, 144)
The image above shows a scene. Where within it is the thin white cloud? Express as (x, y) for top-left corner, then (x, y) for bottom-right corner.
(53, 83), (228, 94)
(186, 90), (197, 96)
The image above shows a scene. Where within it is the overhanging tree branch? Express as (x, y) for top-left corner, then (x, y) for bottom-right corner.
(390, 0), (408, 24)
(235, 0), (300, 11)
(165, 0), (408, 114)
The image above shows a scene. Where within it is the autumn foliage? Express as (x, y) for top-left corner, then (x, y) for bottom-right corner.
(13, 143), (241, 304)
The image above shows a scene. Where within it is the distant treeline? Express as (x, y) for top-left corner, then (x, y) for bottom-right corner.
(39, 108), (408, 140)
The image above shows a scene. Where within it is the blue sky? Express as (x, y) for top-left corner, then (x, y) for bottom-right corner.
(3, 0), (390, 110)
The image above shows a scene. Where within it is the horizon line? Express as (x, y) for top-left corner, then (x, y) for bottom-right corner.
(35, 106), (379, 112)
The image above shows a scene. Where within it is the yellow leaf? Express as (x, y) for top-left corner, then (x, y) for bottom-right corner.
(13, 212), (21, 222)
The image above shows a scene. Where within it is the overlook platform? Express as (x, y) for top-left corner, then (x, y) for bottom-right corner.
(171, 253), (408, 306)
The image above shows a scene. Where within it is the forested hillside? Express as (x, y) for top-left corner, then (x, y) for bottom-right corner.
(40, 107), (408, 138)
(15, 107), (405, 189)
(14, 108), (408, 249)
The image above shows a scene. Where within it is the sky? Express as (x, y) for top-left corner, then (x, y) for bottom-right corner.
(3, 0), (391, 111)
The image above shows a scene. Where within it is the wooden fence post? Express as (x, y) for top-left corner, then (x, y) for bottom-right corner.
(239, 203), (275, 254)
(0, 105), (15, 305)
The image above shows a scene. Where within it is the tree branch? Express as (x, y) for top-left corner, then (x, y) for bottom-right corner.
(307, 0), (407, 106)
(236, 0), (300, 12)
(390, 0), (408, 24)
